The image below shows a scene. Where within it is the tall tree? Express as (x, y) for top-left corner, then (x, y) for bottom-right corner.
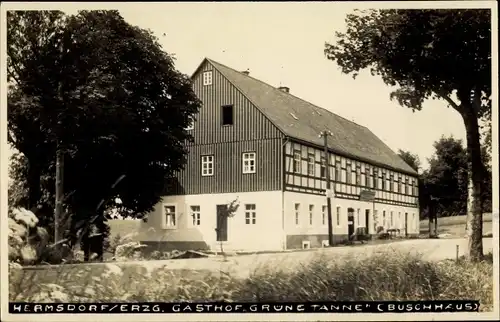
(8, 10), (201, 262)
(425, 136), (469, 217)
(325, 9), (491, 261)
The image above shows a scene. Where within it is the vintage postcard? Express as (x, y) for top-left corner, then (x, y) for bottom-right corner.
(1, 1), (498, 321)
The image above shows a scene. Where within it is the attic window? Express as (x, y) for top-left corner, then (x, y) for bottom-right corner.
(222, 105), (234, 126)
(203, 71), (213, 86)
(290, 112), (298, 120)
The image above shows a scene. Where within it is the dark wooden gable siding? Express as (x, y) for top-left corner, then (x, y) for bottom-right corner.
(166, 60), (284, 195)
(189, 60), (283, 144)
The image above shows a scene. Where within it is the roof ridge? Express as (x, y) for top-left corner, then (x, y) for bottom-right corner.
(207, 58), (367, 130)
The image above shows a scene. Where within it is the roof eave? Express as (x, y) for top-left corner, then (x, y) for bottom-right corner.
(286, 136), (418, 177)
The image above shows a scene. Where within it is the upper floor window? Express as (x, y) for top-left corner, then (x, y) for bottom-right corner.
(320, 156), (326, 178)
(201, 155), (214, 176)
(203, 71), (213, 86)
(307, 153), (315, 176)
(242, 152), (256, 174)
(355, 167), (361, 185)
(335, 161), (341, 181)
(221, 105), (234, 126)
(346, 164), (352, 184)
(293, 151), (301, 173)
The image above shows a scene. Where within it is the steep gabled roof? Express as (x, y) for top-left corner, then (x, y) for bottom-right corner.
(201, 58), (417, 175)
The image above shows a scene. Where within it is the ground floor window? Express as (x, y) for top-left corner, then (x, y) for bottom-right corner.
(163, 204), (177, 228)
(295, 203), (300, 226)
(190, 205), (201, 226)
(245, 204), (256, 224)
(336, 206), (341, 226)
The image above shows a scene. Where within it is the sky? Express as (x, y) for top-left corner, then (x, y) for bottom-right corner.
(7, 2), (487, 171)
(113, 2), (467, 170)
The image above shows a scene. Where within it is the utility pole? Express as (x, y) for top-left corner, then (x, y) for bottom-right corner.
(320, 130), (334, 247)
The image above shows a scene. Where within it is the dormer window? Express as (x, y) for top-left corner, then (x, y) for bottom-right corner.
(222, 105), (234, 126)
(203, 71), (213, 86)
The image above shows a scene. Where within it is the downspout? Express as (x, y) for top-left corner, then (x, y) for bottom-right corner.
(281, 136), (289, 250)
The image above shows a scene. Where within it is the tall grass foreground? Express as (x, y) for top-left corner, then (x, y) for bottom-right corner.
(9, 251), (493, 311)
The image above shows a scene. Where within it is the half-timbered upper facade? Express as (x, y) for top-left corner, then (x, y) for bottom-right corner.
(172, 58), (418, 207)
(138, 58), (420, 252)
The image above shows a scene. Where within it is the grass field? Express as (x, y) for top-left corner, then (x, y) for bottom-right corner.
(419, 213), (493, 238)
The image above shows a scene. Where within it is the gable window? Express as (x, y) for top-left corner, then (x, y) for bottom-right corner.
(336, 206), (341, 226)
(245, 204), (256, 225)
(295, 203), (300, 225)
(307, 153), (315, 176)
(163, 205), (177, 229)
(309, 205), (314, 225)
(322, 205), (327, 226)
(190, 206), (201, 226)
(185, 116), (195, 131)
(203, 71), (213, 86)
(201, 155), (214, 176)
(293, 151), (301, 173)
(221, 105), (234, 126)
(320, 157), (326, 178)
(242, 152), (256, 174)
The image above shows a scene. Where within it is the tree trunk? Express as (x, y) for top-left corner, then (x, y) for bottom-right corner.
(434, 215), (438, 237)
(461, 109), (484, 262)
(54, 147), (64, 243)
(465, 177), (473, 236)
(26, 159), (41, 211)
(428, 211), (432, 238)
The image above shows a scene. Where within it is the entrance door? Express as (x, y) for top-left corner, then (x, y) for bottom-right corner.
(216, 205), (228, 242)
(404, 212), (408, 236)
(365, 209), (370, 235)
(347, 208), (355, 240)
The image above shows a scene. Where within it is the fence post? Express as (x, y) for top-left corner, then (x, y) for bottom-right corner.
(456, 244), (459, 262)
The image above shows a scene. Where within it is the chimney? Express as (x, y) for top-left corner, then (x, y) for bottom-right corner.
(241, 69), (250, 75)
(278, 86), (290, 93)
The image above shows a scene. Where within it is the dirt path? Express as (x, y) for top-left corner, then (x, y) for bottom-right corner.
(118, 237), (494, 279)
